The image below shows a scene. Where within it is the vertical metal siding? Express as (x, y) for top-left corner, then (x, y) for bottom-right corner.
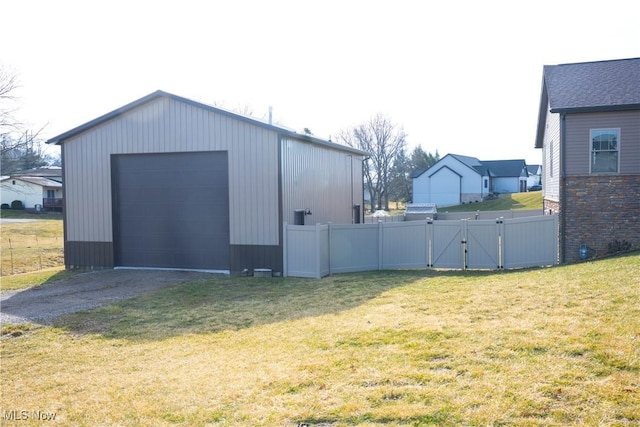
(63, 97), (280, 245)
(281, 138), (364, 225)
(565, 110), (640, 175)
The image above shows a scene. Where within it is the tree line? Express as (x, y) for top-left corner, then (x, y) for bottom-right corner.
(338, 114), (439, 212)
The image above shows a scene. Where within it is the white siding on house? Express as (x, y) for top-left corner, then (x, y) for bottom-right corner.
(411, 173), (430, 204)
(492, 177), (520, 194)
(0, 178), (62, 209)
(281, 138), (364, 225)
(62, 97), (280, 245)
(527, 165), (542, 189)
(430, 167), (460, 207)
(412, 155), (482, 207)
(542, 106), (561, 202)
(1, 179), (42, 208)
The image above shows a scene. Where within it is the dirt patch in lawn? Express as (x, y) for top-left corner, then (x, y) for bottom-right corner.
(0, 269), (213, 326)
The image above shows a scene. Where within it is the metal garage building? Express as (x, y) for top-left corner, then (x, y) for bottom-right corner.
(47, 90), (366, 274)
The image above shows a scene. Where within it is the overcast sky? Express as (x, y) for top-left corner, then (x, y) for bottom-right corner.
(3, 0), (639, 165)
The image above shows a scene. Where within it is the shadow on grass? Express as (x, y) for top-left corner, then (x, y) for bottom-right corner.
(51, 267), (534, 342)
(0, 268), (79, 291)
(42, 269), (80, 284)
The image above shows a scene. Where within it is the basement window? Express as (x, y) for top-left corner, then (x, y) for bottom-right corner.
(590, 129), (619, 173)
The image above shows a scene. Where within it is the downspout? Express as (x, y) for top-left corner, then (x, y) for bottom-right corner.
(348, 154), (354, 223)
(60, 142), (69, 268)
(560, 112), (567, 263)
(363, 155), (370, 220)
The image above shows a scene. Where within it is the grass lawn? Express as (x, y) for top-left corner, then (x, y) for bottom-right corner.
(0, 219), (64, 276)
(442, 191), (542, 213)
(2, 252), (638, 426)
(0, 266), (76, 290)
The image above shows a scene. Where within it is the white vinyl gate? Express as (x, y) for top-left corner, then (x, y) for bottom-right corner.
(283, 216), (558, 278)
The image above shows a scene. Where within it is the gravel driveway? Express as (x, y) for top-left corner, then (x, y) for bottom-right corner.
(1, 269), (213, 325)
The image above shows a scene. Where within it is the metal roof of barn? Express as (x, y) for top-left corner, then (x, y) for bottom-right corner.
(45, 90), (369, 157)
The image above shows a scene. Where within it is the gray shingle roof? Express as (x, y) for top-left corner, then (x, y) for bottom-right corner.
(410, 154), (528, 179)
(1, 176), (62, 188)
(449, 154), (483, 168)
(543, 57), (640, 113)
(480, 160), (527, 178)
(535, 57), (640, 149)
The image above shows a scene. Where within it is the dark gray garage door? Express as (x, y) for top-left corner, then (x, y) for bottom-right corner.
(112, 151), (230, 270)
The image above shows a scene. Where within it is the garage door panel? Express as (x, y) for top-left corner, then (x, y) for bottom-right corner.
(118, 223), (228, 242)
(113, 151), (230, 270)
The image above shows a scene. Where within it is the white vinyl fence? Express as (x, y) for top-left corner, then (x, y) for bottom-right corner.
(283, 215), (558, 278)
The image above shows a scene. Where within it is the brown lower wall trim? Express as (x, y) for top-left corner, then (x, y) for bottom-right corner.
(229, 244), (282, 274)
(65, 241), (114, 269)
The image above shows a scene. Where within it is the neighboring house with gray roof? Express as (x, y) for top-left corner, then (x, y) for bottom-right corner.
(13, 166), (63, 183)
(480, 160), (529, 193)
(0, 176), (63, 210)
(535, 57), (640, 263)
(411, 154), (529, 207)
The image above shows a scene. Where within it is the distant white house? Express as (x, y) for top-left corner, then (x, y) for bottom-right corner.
(0, 176), (63, 210)
(526, 164), (542, 189)
(411, 154), (529, 207)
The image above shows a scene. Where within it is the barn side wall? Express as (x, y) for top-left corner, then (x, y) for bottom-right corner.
(281, 138), (364, 226)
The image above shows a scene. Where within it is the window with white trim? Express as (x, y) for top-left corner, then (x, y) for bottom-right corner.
(590, 129), (619, 173)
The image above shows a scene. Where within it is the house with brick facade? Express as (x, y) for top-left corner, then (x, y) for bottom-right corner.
(535, 57), (640, 263)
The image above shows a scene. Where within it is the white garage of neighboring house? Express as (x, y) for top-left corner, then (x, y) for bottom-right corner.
(0, 176), (63, 210)
(412, 154), (491, 207)
(46, 90), (367, 274)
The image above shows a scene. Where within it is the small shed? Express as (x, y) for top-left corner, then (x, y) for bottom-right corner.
(405, 203), (438, 221)
(46, 90), (367, 274)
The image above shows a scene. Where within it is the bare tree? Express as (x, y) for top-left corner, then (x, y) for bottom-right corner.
(1, 65), (49, 174)
(0, 64), (21, 140)
(338, 114), (407, 212)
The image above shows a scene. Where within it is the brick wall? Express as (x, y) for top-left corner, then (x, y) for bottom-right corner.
(543, 199), (560, 216)
(563, 175), (640, 263)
